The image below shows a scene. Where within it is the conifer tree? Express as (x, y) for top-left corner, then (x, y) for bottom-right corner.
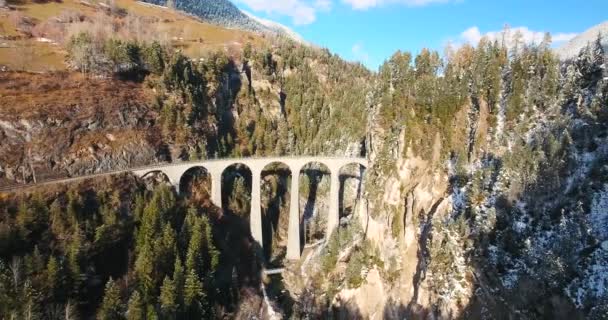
(97, 278), (123, 320)
(126, 291), (144, 320)
(172, 258), (185, 308)
(159, 276), (177, 319)
(134, 243), (155, 303)
(183, 270), (204, 318)
(46, 256), (59, 295)
(185, 221), (203, 274)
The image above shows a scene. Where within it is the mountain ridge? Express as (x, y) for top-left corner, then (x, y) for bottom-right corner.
(141, 0), (306, 43)
(555, 21), (608, 60)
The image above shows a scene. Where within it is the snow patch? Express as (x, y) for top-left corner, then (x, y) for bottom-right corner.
(590, 184), (608, 241)
(241, 10), (307, 44)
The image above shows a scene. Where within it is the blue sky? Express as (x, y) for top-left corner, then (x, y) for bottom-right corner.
(234, 0), (608, 70)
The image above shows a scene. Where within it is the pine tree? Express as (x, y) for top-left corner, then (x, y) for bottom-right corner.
(172, 258), (185, 308)
(202, 216), (219, 273)
(67, 229), (82, 295)
(577, 34), (605, 86)
(49, 200), (66, 237)
(46, 256), (59, 295)
(126, 291), (144, 320)
(185, 221), (202, 274)
(134, 243), (155, 303)
(22, 280), (40, 320)
(183, 270), (204, 318)
(160, 224), (177, 276)
(16, 201), (34, 238)
(97, 278), (123, 320)
(159, 276), (177, 318)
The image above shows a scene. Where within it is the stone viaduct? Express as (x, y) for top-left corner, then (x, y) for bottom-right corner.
(132, 157), (367, 260)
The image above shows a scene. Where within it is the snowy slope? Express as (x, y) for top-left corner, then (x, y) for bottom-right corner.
(555, 21), (608, 60)
(242, 10), (307, 44)
(141, 0), (306, 44)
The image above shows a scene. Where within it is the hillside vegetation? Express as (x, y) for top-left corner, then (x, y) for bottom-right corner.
(1, 1), (608, 319)
(0, 0), (266, 71)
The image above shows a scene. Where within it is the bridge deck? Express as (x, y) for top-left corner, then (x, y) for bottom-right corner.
(0, 156), (367, 193)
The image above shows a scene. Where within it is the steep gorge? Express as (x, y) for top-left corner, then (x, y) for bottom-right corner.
(283, 38), (608, 319)
(1, 4), (608, 317)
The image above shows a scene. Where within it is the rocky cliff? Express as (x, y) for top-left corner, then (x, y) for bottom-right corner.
(366, 41), (607, 320)
(286, 36), (608, 320)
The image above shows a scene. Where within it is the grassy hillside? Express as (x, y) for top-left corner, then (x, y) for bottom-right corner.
(0, 0), (266, 72)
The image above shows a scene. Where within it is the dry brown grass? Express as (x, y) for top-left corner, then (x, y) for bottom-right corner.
(0, 71), (152, 119)
(0, 39), (66, 71)
(0, 0), (267, 71)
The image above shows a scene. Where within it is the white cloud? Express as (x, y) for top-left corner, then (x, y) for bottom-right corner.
(315, 0), (332, 11)
(236, 0), (331, 25)
(342, 0), (454, 10)
(458, 26), (578, 48)
(352, 42), (370, 63)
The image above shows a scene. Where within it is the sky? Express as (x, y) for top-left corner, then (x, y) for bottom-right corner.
(233, 0), (608, 70)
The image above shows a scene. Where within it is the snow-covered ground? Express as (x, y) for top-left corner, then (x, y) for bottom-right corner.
(555, 21), (608, 60)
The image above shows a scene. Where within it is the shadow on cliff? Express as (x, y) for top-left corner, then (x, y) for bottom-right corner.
(457, 151), (587, 320)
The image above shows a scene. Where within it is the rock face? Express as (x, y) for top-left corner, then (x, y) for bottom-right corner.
(356, 104), (474, 319)
(0, 72), (160, 185)
(286, 39), (608, 320)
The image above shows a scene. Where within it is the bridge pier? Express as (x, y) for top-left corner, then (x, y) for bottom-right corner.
(250, 168), (263, 249)
(327, 167), (341, 238)
(210, 169), (223, 208)
(286, 164), (301, 260)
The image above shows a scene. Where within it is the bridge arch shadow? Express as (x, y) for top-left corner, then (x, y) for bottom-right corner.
(179, 166), (211, 199)
(140, 170), (175, 193)
(261, 162), (291, 265)
(300, 162), (331, 248)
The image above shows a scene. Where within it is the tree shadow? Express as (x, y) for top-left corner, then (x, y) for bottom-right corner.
(261, 168), (290, 266)
(213, 59), (243, 157)
(301, 168), (329, 247)
(196, 199), (264, 316)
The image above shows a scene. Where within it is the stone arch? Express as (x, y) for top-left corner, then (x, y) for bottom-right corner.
(338, 162), (367, 219)
(221, 163), (253, 217)
(260, 161), (291, 263)
(178, 166), (211, 198)
(299, 161), (332, 246)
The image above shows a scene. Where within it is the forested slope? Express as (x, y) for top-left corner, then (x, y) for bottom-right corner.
(2, 1), (608, 319)
(288, 34), (608, 319)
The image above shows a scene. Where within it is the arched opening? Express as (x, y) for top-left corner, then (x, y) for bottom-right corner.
(140, 170), (174, 193)
(300, 162), (331, 247)
(261, 162), (291, 265)
(339, 163), (366, 220)
(179, 166), (211, 200)
(221, 163), (252, 220)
